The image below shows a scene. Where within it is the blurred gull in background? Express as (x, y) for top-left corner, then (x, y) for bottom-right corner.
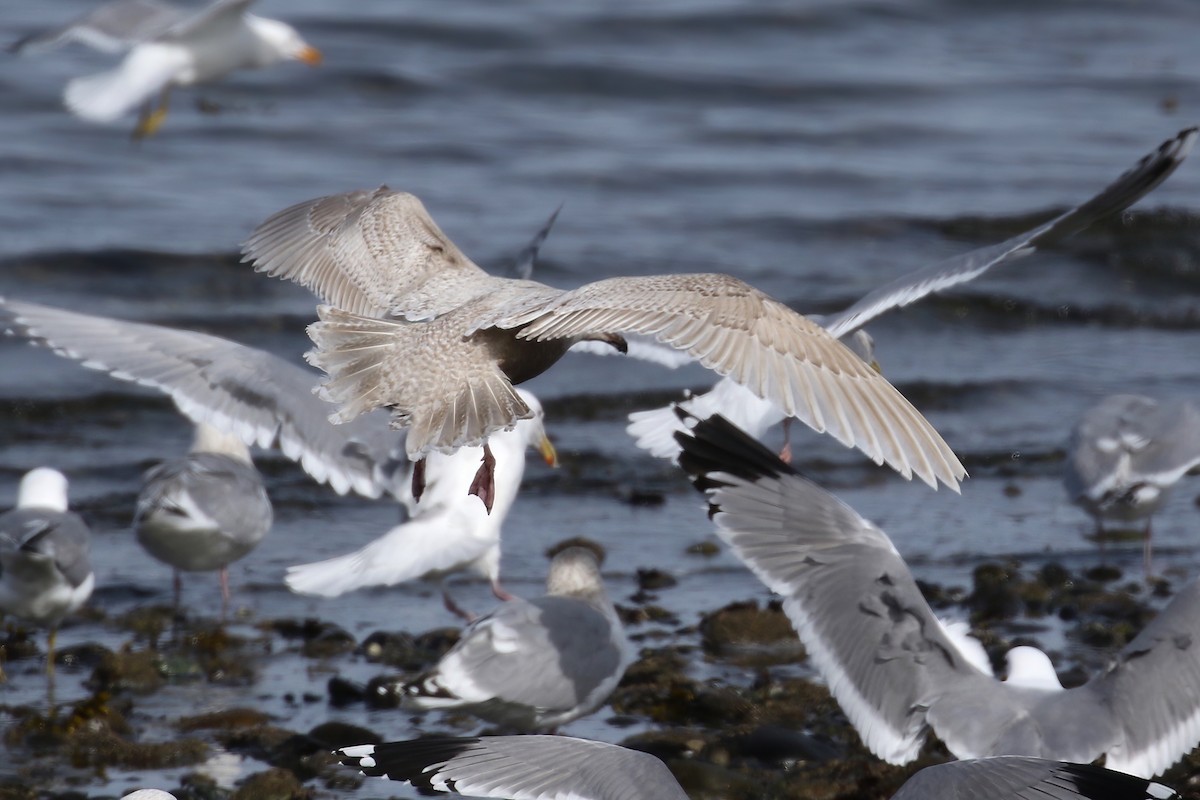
(10, 0), (321, 138)
(0, 468), (94, 679)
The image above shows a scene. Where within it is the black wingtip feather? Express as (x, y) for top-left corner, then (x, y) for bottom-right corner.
(674, 409), (799, 516)
(337, 737), (484, 787)
(1052, 764), (1178, 800)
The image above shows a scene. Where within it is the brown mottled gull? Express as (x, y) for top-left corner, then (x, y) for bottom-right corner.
(243, 190), (966, 509)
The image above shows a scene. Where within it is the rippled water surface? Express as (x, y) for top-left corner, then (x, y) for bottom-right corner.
(2, 0), (1200, 795)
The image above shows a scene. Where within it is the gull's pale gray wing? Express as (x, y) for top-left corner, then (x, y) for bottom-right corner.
(163, 0), (255, 40)
(1081, 578), (1200, 777)
(338, 736), (690, 800)
(242, 188), (493, 319)
(0, 508), (92, 589)
(893, 758), (1178, 800)
(823, 127), (1198, 340)
(0, 298), (406, 500)
(674, 411), (988, 761)
(673, 413), (1127, 766)
(481, 273), (965, 490)
(10, 0), (183, 54)
(138, 453), (273, 551)
(405, 596), (624, 730)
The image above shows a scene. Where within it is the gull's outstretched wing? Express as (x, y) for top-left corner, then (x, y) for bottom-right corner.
(0, 297), (406, 499)
(822, 127), (1198, 339)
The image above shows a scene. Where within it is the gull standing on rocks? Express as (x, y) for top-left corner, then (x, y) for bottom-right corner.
(627, 127), (1199, 462)
(1064, 394), (1200, 575)
(390, 546), (628, 730)
(135, 421), (272, 614)
(0, 468), (94, 678)
(242, 192), (968, 511)
(337, 736), (1180, 800)
(285, 388), (557, 621)
(10, 0), (322, 138)
(676, 411), (1200, 778)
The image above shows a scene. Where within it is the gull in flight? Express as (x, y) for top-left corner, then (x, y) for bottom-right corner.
(676, 411), (1200, 778)
(337, 735), (1180, 800)
(242, 191), (968, 512)
(0, 468), (94, 680)
(10, 0), (321, 138)
(0, 298), (558, 618)
(628, 126), (1199, 463)
(1064, 394), (1200, 575)
(391, 546), (628, 729)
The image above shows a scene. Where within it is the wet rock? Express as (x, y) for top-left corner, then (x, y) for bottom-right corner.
(700, 600), (803, 667)
(86, 648), (166, 693)
(666, 758), (762, 800)
(1002, 482), (1022, 497)
(231, 768), (311, 800)
(359, 628), (457, 669)
(67, 726), (209, 770)
(616, 604), (679, 626)
(967, 562), (1022, 621)
(0, 628), (42, 662)
(307, 721), (381, 749)
(327, 676), (366, 706)
(637, 568), (678, 591)
(718, 724), (842, 765)
(686, 540), (720, 557)
(114, 605), (175, 646)
(1084, 564), (1123, 583)
(612, 647), (752, 727)
(267, 618), (355, 659)
(177, 771), (226, 800)
(626, 488), (665, 507)
(178, 708), (273, 732)
(1038, 562), (1071, 589)
(53, 642), (112, 671)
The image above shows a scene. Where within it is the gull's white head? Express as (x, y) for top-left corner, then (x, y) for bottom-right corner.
(123, 791), (178, 800)
(515, 389), (558, 467)
(1004, 645), (1064, 690)
(17, 467), (69, 512)
(545, 545), (605, 598)
(245, 16), (322, 67)
(191, 422), (254, 464)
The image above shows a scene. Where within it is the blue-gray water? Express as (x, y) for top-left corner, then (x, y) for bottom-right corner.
(2, 0), (1200, 794)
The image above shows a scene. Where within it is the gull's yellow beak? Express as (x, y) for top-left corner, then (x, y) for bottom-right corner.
(870, 359), (882, 374)
(538, 434), (559, 468)
(297, 45), (323, 66)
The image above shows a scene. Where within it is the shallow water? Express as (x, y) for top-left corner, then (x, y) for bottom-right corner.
(2, 0), (1200, 795)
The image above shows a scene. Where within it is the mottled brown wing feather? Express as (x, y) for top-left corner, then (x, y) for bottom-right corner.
(482, 273), (964, 490)
(243, 188), (490, 319)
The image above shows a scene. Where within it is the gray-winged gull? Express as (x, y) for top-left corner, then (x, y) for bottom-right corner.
(391, 546), (628, 730)
(10, 0), (321, 138)
(242, 190), (968, 509)
(0, 468), (94, 678)
(0, 297), (409, 501)
(284, 388), (557, 621)
(676, 411), (1200, 778)
(336, 735), (1180, 800)
(628, 126), (1199, 462)
(1064, 394), (1200, 575)
(135, 421), (272, 614)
